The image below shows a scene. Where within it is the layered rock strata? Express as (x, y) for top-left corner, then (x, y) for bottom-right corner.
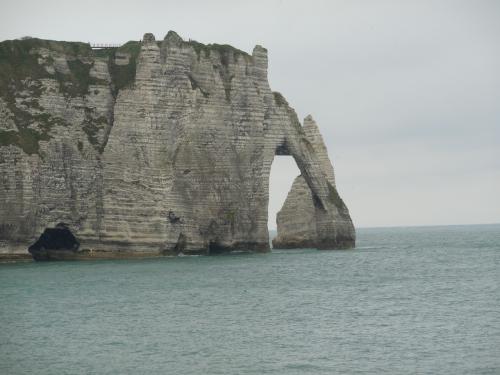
(272, 116), (355, 249)
(0, 32), (355, 259)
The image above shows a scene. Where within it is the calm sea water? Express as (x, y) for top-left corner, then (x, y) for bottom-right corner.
(1, 224), (499, 374)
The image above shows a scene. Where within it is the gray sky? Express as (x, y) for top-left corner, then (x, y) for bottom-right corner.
(1, 0), (499, 228)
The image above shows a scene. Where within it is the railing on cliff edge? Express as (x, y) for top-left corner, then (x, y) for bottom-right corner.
(90, 38), (195, 49)
(90, 43), (122, 49)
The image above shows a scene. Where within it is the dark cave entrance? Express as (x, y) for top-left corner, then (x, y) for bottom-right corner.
(28, 223), (80, 260)
(208, 241), (231, 255)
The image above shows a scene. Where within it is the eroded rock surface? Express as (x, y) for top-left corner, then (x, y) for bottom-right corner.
(0, 32), (355, 258)
(273, 116), (355, 249)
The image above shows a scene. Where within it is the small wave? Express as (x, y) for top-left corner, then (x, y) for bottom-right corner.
(284, 363), (327, 371)
(356, 245), (415, 250)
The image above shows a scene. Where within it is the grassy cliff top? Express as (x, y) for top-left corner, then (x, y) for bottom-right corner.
(184, 40), (250, 59)
(0, 37), (142, 59)
(0, 37), (92, 57)
(0, 35), (252, 155)
(0, 35), (251, 62)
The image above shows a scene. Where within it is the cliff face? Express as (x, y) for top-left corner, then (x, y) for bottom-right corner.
(0, 32), (355, 258)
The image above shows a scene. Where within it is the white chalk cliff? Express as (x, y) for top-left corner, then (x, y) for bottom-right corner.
(0, 32), (355, 259)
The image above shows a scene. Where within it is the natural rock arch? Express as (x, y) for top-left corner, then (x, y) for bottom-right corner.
(271, 116), (355, 249)
(263, 110), (355, 250)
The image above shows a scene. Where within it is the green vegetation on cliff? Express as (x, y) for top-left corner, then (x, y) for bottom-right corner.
(273, 91), (306, 135)
(0, 38), (141, 155)
(186, 40), (250, 63)
(0, 127), (51, 155)
(0, 35), (254, 155)
(272, 92), (287, 107)
(0, 38), (92, 154)
(327, 181), (347, 210)
(92, 41), (141, 94)
(110, 42), (141, 94)
(0, 38), (95, 97)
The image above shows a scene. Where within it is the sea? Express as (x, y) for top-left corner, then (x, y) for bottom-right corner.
(0, 224), (499, 374)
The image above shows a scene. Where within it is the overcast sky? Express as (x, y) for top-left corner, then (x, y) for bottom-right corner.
(1, 0), (499, 228)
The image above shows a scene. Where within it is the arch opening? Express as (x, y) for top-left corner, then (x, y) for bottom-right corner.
(267, 155), (301, 247)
